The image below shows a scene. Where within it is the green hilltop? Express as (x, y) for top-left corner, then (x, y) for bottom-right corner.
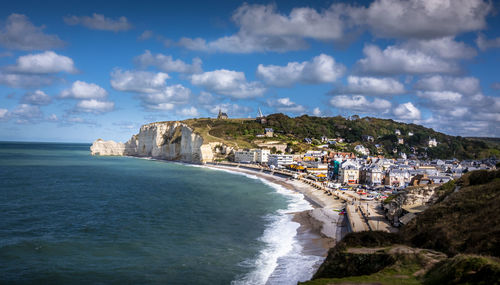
(179, 114), (499, 160)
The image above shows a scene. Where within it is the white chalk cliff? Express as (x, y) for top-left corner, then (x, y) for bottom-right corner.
(90, 121), (226, 163)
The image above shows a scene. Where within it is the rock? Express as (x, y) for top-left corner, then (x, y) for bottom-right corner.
(90, 122), (225, 163)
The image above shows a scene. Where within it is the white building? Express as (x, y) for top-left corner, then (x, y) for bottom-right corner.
(395, 129), (401, 135)
(234, 150), (257, 163)
(268, 154), (294, 168)
(255, 149), (270, 163)
(354, 145), (370, 156)
(428, 138), (438, 147)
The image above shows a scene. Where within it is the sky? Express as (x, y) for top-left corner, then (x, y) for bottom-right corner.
(0, 0), (499, 143)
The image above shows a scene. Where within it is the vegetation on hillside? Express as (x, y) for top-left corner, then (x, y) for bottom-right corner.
(304, 169), (500, 284)
(179, 114), (499, 159)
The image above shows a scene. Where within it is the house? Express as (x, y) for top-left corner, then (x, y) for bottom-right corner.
(354, 145), (370, 156)
(339, 160), (361, 185)
(398, 138), (404, 144)
(386, 169), (408, 187)
(361, 165), (384, 185)
(395, 129), (401, 135)
(321, 135), (329, 143)
(217, 109), (228, 119)
(304, 138), (312, 144)
(408, 132), (414, 136)
(265, 128), (274, 137)
(428, 137), (438, 147)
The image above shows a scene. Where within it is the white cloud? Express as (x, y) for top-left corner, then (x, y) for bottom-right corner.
(47, 114), (58, 121)
(140, 84), (191, 111)
(0, 13), (65, 50)
(329, 95), (391, 112)
(0, 108), (8, 119)
(8, 51), (76, 74)
(138, 30), (153, 40)
(64, 13), (132, 32)
(191, 69), (265, 99)
(179, 3), (356, 53)
(134, 50), (202, 74)
(61, 81), (108, 99)
(404, 37), (477, 59)
(21, 90), (52, 105)
(0, 72), (55, 88)
(417, 91), (462, 104)
(364, 0), (491, 39)
(414, 75), (480, 95)
(393, 102), (421, 120)
(476, 33), (500, 51)
(332, 76), (405, 95)
(257, 54), (345, 87)
(110, 69), (169, 93)
(312, 107), (322, 116)
(267, 97), (306, 114)
(177, 106), (199, 117)
(357, 44), (459, 75)
(75, 99), (114, 113)
(11, 104), (43, 123)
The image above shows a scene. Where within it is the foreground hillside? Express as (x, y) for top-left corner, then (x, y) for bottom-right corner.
(180, 114), (499, 160)
(302, 170), (500, 284)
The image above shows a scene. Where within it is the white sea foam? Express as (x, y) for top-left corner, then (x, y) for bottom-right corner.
(201, 166), (322, 285)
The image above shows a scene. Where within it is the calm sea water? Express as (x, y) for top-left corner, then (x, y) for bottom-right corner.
(0, 142), (319, 284)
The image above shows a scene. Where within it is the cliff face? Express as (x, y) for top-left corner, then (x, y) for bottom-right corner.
(90, 121), (225, 163)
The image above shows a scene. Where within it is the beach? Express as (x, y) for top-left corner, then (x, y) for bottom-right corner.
(203, 164), (348, 283)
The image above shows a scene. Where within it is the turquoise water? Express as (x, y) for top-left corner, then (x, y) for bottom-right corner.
(0, 142), (318, 284)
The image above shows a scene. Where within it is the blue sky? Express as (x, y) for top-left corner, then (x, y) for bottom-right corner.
(0, 0), (499, 142)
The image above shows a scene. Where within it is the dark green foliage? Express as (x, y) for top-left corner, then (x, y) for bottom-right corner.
(424, 255), (500, 285)
(401, 170), (500, 257)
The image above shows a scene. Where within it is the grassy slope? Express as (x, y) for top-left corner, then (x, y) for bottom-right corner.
(164, 114), (499, 159)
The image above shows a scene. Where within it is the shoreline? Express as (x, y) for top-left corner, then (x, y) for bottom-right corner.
(201, 163), (348, 283)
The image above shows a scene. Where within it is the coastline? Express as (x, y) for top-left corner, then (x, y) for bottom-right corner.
(201, 164), (347, 283)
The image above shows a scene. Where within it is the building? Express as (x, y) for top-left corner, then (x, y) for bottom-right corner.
(217, 109), (228, 119)
(268, 154), (294, 168)
(354, 145), (370, 156)
(408, 132), (414, 136)
(255, 149), (270, 163)
(234, 150), (256, 163)
(428, 138), (438, 147)
(361, 165), (384, 185)
(265, 128), (274, 137)
(339, 164), (360, 185)
(398, 138), (404, 144)
(395, 129), (401, 135)
(256, 108), (267, 124)
(304, 138), (312, 144)
(362, 135), (374, 142)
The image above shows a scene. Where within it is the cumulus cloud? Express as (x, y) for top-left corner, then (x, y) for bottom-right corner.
(393, 102), (421, 120)
(267, 97), (306, 114)
(11, 104), (43, 123)
(0, 13), (65, 50)
(414, 75), (480, 95)
(363, 0), (491, 39)
(75, 99), (114, 113)
(0, 72), (55, 88)
(110, 69), (169, 93)
(134, 50), (202, 74)
(356, 44), (459, 75)
(329, 95), (391, 112)
(60, 81), (108, 99)
(312, 107), (322, 116)
(404, 37), (477, 59)
(140, 84), (191, 111)
(417, 91), (462, 104)
(0, 108), (8, 119)
(179, 3), (357, 53)
(332, 76), (405, 95)
(176, 106), (199, 117)
(21, 90), (52, 105)
(64, 13), (132, 32)
(191, 69), (265, 99)
(8, 51), (76, 74)
(257, 54), (345, 87)
(476, 33), (500, 51)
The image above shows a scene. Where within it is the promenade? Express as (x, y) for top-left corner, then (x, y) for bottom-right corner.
(208, 161), (396, 234)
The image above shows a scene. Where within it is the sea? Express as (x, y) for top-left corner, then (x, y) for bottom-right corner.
(0, 142), (324, 284)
